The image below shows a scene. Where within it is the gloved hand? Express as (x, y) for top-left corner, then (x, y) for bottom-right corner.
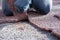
(14, 0), (31, 13)
(2, 0), (13, 16)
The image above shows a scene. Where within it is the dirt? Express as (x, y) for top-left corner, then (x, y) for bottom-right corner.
(28, 8), (60, 38)
(0, 22), (59, 40)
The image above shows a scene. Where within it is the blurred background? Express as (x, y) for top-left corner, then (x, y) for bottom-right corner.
(0, 0), (2, 5)
(0, 0), (2, 9)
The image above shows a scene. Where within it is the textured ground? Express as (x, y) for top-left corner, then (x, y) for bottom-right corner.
(0, 22), (60, 40)
(28, 10), (60, 37)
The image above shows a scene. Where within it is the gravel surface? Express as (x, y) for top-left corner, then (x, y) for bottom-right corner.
(0, 22), (59, 40)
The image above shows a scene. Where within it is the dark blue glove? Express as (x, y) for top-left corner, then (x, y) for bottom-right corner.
(32, 0), (52, 14)
(14, 0), (31, 12)
(2, 0), (13, 16)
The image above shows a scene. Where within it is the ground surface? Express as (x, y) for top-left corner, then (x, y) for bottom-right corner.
(0, 22), (60, 40)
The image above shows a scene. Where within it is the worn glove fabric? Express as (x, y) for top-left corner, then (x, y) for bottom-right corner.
(2, 0), (13, 16)
(14, 0), (31, 12)
(2, 0), (52, 15)
(32, 0), (52, 14)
